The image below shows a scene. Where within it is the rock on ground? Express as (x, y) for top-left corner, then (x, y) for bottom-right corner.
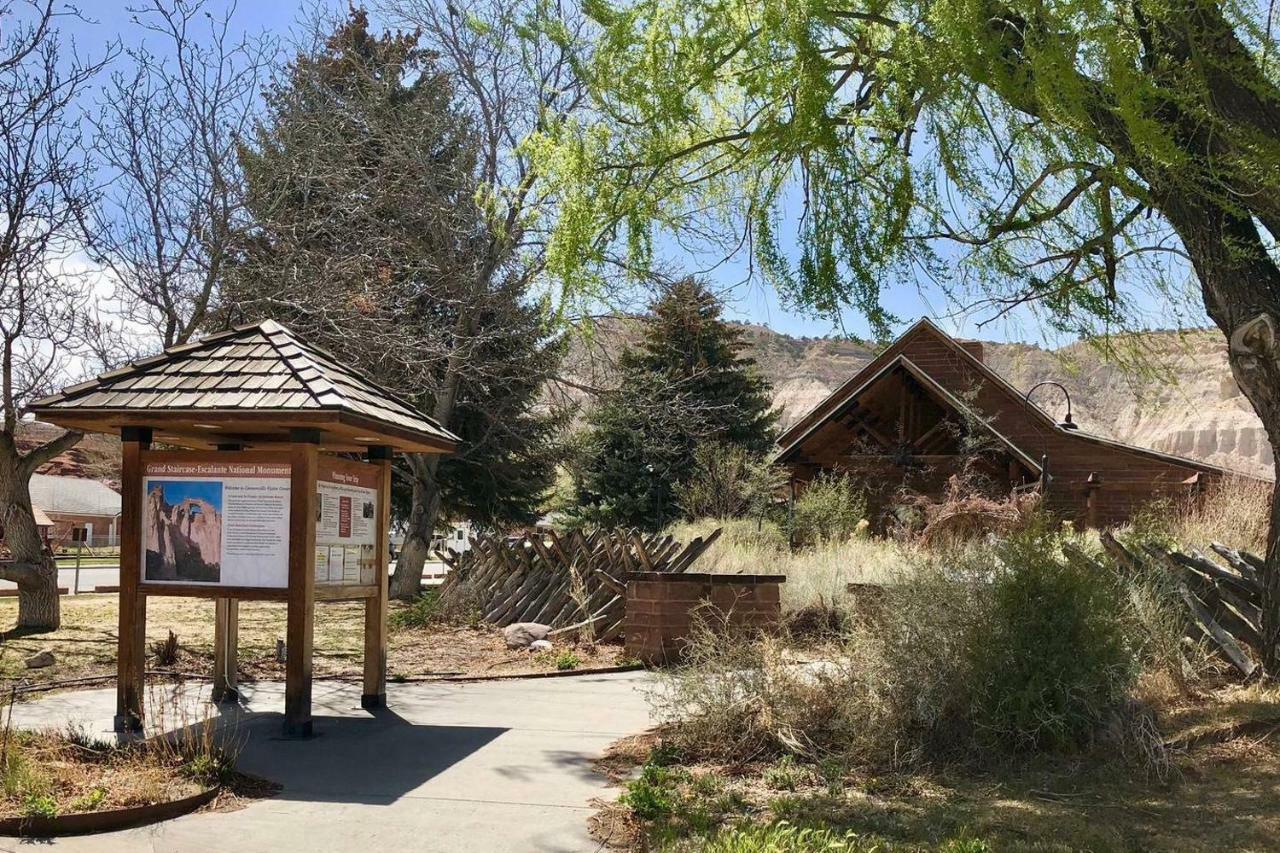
(25, 650), (55, 669)
(529, 639), (553, 652)
(503, 623), (551, 649)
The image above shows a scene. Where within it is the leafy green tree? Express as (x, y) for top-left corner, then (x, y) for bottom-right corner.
(573, 278), (777, 529)
(227, 9), (562, 595)
(535, 0), (1280, 669)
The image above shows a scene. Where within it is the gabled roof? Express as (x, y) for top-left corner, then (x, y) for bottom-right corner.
(29, 320), (459, 454)
(29, 473), (121, 517)
(777, 353), (1043, 474)
(778, 318), (1269, 481)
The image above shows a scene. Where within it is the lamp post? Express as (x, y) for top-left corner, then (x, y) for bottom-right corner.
(1024, 381), (1079, 431)
(1023, 381), (1079, 494)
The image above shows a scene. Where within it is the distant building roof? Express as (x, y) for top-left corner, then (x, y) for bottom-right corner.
(29, 474), (121, 518)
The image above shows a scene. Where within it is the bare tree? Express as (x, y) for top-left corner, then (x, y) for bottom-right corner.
(380, 0), (589, 596)
(0, 2), (111, 630)
(87, 0), (274, 351)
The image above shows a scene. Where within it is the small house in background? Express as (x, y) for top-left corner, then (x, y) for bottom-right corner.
(31, 505), (53, 545)
(27, 473), (122, 548)
(777, 319), (1270, 529)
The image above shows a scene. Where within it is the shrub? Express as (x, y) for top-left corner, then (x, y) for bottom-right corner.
(789, 473), (867, 547)
(652, 524), (1140, 767)
(677, 443), (786, 521)
(555, 651), (581, 671)
(390, 590), (443, 630)
(966, 529), (1136, 752)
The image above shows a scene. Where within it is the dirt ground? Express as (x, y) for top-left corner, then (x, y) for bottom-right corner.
(0, 594), (630, 692)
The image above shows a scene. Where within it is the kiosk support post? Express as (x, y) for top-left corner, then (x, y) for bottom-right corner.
(284, 432), (319, 738)
(115, 426), (151, 733)
(213, 598), (239, 702)
(213, 441), (242, 703)
(362, 446), (393, 709)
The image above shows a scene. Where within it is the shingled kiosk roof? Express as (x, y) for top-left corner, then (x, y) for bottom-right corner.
(28, 320), (459, 453)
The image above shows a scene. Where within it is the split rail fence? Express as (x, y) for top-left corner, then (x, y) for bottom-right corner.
(1069, 532), (1266, 678)
(433, 528), (722, 641)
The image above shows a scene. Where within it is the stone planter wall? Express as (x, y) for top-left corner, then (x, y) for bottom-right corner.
(624, 571), (785, 665)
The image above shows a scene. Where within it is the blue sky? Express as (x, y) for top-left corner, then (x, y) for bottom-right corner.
(55, 0), (1209, 347)
(149, 479), (223, 510)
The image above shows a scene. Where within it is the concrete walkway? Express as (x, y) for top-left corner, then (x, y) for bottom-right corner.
(4, 671), (656, 852)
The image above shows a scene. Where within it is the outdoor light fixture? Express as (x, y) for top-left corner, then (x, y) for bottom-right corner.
(1024, 381), (1079, 430)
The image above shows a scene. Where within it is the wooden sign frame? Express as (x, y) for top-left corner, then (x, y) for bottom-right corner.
(115, 430), (391, 737)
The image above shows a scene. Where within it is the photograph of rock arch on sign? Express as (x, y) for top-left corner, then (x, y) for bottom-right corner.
(144, 480), (223, 582)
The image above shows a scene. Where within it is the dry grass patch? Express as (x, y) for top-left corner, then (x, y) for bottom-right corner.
(0, 594), (628, 691)
(664, 518), (914, 613)
(0, 727), (208, 819)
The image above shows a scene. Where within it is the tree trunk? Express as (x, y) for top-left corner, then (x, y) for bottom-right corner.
(388, 452), (445, 601)
(1224, 330), (1280, 674)
(16, 561), (59, 630)
(1153, 189), (1280, 674)
(388, 313), (470, 601)
(0, 447), (60, 631)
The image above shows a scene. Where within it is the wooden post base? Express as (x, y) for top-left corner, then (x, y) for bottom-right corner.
(281, 719), (314, 739)
(360, 693), (386, 710)
(212, 686), (240, 704)
(113, 713), (143, 734)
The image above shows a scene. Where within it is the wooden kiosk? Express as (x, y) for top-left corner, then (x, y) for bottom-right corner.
(29, 320), (458, 737)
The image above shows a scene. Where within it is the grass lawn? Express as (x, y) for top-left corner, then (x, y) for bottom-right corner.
(593, 685), (1280, 852)
(0, 594), (626, 689)
(53, 557), (120, 567)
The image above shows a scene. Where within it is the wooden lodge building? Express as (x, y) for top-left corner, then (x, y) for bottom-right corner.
(776, 319), (1269, 528)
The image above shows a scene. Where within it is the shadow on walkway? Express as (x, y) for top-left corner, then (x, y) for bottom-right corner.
(208, 705), (507, 805)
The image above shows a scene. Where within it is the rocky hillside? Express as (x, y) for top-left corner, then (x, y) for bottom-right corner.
(24, 321), (1272, 483)
(561, 320), (1274, 479)
(983, 331), (1273, 477)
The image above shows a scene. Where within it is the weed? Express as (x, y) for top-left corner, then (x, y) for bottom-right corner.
(390, 591), (442, 630)
(817, 759), (847, 797)
(70, 787), (106, 812)
(764, 756), (803, 791)
(649, 740), (685, 767)
(688, 771), (726, 798)
(150, 630), (180, 667)
(689, 821), (865, 852)
(21, 793), (57, 820)
(620, 763), (677, 821)
(555, 650), (581, 671)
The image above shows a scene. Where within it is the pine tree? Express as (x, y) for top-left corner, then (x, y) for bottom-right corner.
(227, 10), (562, 567)
(573, 278), (777, 530)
